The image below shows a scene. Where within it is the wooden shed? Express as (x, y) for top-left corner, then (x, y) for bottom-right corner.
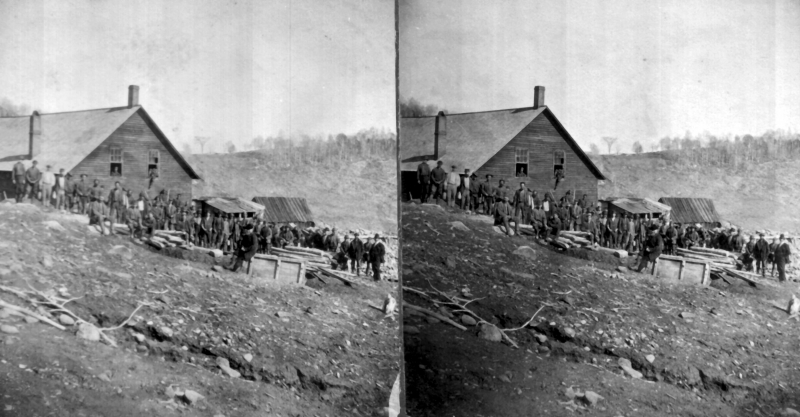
(400, 86), (605, 205)
(606, 197), (671, 219)
(657, 197), (722, 229)
(0, 85), (200, 203)
(194, 197), (264, 218)
(251, 197), (315, 228)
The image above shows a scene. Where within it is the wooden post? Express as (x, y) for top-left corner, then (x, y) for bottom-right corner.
(273, 259), (281, 281)
(678, 260), (686, 281)
(298, 263), (305, 284)
(651, 258), (659, 276)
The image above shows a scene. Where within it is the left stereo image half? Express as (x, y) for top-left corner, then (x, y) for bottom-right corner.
(0, 1), (402, 416)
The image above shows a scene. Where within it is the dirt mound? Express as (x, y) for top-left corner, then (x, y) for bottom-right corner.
(402, 202), (800, 417)
(188, 151), (397, 234)
(0, 203), (400, 416)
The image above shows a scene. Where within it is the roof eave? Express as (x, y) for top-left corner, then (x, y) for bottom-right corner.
(135, 107), (202, 180)
(540, 107), (606, 181)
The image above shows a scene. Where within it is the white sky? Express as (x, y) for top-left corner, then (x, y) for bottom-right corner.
(0, 0), (396, 152)
(400, 0), (800, 151)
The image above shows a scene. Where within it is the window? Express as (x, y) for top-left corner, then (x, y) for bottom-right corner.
(110, 147), (123, 176)
(553, 150), (565, 176)
(148, 150), (160, 177)
(515, 148), (529, 177)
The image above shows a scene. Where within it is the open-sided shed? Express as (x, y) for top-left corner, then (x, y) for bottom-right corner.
(251, 197), (315, 227)
(657, 197), (722, 229)
(607, 197), (672, 219)
(195, 197), (264, 218)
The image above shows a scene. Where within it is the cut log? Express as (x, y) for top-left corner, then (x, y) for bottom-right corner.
(146, 239), (164, 250)
(312, 267), (357, 286)
(282, 246), (333, 258)
(207, 249), (224, 258)
(561, 230), (592, 238)
(688, 247), (736, 258)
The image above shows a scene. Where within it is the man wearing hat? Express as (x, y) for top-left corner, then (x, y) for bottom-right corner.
(467, 172), (480, 212)
(479, 174), (496, 215)
(637, 225), (664, 274)
(39, 164), (56, 208)
(531, 203), (548, 239)
(743, 235), (756, 272)
(774, 234), (792, 282)
(336, 235), (352, 271)
(88, 195), (110, 235)
(126, 199), (143, 240)
(363, 235), (375, 276)
(416, 159), (431, 203)
(229, 223), (258, 273)
(11, 157), (26, 203)
(347, 232), (365, 275)
(55, 169), (69, 211)
(368, 233), (386, 281)
(684, 225), (700, 250)
(445, 165), (460, 208)
(494, 196), (513, 236)
(430, 161), (447, 205)
(25, 160), (42, 205)
(512, 182), (531, 236)
(260, 220), (272, 253)
(458, 168), (471, 211)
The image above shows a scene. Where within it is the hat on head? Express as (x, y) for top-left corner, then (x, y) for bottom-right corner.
(649, 225), (659, 231)
(243, 223), (254, 230)
(780, 234), (785, 239)
(437, 161), (443, 165)
(374, 233), (381, 239)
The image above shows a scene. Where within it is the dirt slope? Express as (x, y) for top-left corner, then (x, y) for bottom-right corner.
(402, 202), (800, 417)
(594, 153), (800, 233)
(188, 152), (397, 234)
(0, 202), (401, 417)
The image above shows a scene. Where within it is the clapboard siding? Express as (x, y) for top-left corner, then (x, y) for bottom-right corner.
(474, 112), (599, 205)
(69, 111), (193, 200)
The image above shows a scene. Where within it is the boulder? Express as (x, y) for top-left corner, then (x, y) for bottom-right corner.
(477, 323), (503, 342)
(76, 323), (101, 341)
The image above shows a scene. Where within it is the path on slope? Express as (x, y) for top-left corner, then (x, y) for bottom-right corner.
(402, 202), (800, 417)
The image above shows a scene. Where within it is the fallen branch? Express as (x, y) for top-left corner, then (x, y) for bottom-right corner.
(402, 286), (432, 299)
(0, 299), (66, 331)
(99, 302), (151, 332)
(403, 302), (467, 331)
(503, 306), (545, 332)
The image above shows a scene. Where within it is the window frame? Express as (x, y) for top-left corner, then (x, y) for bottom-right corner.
(148, 149), (160, 176)
(515, 147), (529, 177)
(554, 150), (566, 175)
(109, 147), (123, 176)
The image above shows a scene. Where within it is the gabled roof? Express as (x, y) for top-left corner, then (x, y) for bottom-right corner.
(609, 197), (672, 214)
(251, 197), (314, 223)
(200, 197), (264, 214)
(0, 106), (200, 179)
(399, 106), (605, 180)
(657, 197), (721, 224)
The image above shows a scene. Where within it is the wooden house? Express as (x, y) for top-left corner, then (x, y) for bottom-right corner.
(0, 85), (200, 202)
(400, 86), (605, 204)
(605, 197), (671, 219)
(194, 197), (265, 218)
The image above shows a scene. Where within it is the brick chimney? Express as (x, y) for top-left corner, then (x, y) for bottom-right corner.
(434, 111), (447, 160)
(534, 85), (545, 109)
(29, 110), (41, 158)
(128, 85), (139, 108)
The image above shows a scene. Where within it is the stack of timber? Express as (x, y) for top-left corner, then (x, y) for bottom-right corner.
(305, 266), (359, 286)
(546, 236), (573, 250)
(675, 247), (736, 268)
(271, 246), (334, 269)
(560, 231), (592, 247)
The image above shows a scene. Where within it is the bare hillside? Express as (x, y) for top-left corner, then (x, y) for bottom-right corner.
(188, 151), (398, 233)
(594, 152), (800, 233)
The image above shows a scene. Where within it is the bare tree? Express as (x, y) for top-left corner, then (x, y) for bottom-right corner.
(601, 136), (618, 154)
(632, 141), (644, 154)
(399, 96), (447, 117)
(589, 143), (600, 155)
(194, 136), (211, 154)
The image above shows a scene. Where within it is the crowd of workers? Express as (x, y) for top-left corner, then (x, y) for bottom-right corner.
(9, 159), (389, 280)
(415, 161), (794, 282)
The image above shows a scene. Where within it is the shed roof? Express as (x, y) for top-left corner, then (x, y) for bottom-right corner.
(201, 197), (265, 214)
(252, 197), (314, 223)
(657, 197), (721, 224)
(0, 106), (200, 178)
(610, 198), (672, 214)
(399, 106), (605, 180)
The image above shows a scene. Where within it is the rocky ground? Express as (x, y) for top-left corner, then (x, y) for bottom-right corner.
(402, 202), (800, 417)
(0, 202), (401, 417)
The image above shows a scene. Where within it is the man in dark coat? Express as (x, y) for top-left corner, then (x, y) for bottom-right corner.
(259, 221), (272, 253)
(479, 174), (495, 215)
(468, 173), (481, 212)
(512, 182), (531, 236)
(12, 158), (26, 203)
(347, 233), (365, 275)
(605, 212), (619, 249)
(363, 236), (374, 276)
(743, 235), (756, 272)
(429, 161), (447, 205)
(230, 223), (258, 273)
(201, 212), (213, 248)
(494, 196), (513, 236)
(769, 237), (779, 275)
(368, 233), (386, 281)
(325, 228), (340, 252)
(774, 234), (792, 282)
(637, 225), (664, 274)
(417, 160), (431, 203)
(337, 235), (352, 270)
(25, 160), (42, 204)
